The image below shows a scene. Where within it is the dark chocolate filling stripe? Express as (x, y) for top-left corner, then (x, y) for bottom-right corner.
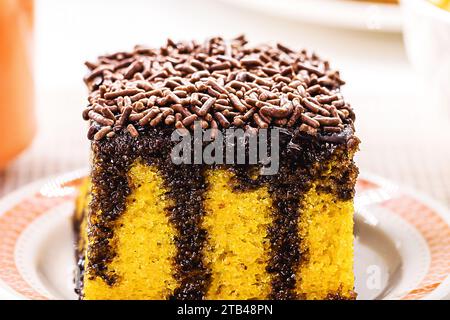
(160, 162), (211, 299)
(268, 189), (301, 300)
(87, 129), (212, 298)
(81, 127), (358, 299)
(233, 169), (304, 300)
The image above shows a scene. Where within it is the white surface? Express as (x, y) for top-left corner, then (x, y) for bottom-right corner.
(34, 0), (407, 92)
(16, 0), (448, 206)
(3, 0), (449, 218)
(402, 0), (450, 109)
(220, 0), (402, 32)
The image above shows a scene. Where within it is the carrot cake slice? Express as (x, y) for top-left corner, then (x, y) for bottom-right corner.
(74, 36), (359, 300)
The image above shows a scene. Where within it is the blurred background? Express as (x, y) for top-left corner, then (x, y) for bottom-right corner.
(0, 0), (449, 207)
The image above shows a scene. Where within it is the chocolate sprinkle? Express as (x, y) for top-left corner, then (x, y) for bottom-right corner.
(83, 36), (354, 140)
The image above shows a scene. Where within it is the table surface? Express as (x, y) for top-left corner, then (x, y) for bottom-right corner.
(1, 0), (449, 210)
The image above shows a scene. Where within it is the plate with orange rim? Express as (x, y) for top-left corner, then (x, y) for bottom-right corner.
(0, 170), (449, 300)
(219, 0), (402, 32)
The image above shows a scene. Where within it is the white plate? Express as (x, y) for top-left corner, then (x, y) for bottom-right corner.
(220, 0), (402, 32)
(0, 170), (449, 300)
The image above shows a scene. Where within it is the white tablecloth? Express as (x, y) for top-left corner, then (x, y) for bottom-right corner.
(2, 0), (448, 207)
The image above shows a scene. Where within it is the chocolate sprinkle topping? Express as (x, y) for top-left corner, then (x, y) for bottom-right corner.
(83, 36), (355, 141)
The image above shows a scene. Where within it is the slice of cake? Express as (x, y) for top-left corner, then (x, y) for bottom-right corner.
(74, 36), (359, 300)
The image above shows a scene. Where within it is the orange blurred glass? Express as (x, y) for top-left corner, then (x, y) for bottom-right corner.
(0, 0), (35, 169)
